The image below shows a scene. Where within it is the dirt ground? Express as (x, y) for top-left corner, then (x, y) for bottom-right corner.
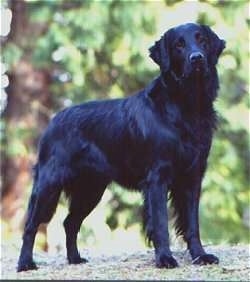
(1, 243), (250, 280)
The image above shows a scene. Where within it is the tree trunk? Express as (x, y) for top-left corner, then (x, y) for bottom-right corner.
(1, 0), (52, 241)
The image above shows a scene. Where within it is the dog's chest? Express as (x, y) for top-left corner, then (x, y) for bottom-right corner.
(166, 106), (213, 160)
(167, 104), (210, 141)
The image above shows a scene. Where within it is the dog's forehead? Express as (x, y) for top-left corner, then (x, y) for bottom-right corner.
(172, 23), (202, 38)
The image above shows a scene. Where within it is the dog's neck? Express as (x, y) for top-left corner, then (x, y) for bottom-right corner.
(159, 68), (219, 115)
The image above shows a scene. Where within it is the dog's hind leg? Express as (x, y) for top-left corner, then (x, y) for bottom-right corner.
(63, 173), (108, 264)
(17, 164), (62, 272)
(61, 141), (112, 264)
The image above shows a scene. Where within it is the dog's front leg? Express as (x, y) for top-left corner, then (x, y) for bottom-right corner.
(185, 181), (219, 265)
(143, 174), (178, 268)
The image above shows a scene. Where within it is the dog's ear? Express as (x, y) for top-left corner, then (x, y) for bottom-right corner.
(149, 31), (171, 73)
(202, 25), (226, 64)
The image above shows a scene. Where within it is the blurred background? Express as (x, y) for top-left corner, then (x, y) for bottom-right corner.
(1, 0), (249, 255)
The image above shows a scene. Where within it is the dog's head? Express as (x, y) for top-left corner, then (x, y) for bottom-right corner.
(149, 23), (225, 79)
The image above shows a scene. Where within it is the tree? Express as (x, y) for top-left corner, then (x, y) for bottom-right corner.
(1, 1), (52, 236)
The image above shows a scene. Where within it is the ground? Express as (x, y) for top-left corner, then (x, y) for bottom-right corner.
(1, 243), (249, 280)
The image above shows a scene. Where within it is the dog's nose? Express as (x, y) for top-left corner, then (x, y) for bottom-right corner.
(189, 52), (204, 63)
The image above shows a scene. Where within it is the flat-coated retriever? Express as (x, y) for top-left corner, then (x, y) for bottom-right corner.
(17, 23), (225, 271)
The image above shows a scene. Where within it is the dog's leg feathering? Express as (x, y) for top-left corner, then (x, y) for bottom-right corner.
(142, 163), (178, 268)
(171, 179), (219, 265)
(17, 166), (62, 272)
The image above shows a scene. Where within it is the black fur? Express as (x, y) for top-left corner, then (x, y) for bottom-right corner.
(17, 23), (225, 271)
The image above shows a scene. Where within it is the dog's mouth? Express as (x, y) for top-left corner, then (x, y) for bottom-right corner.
(191, 59), (208, 75)
(194, 66), (202, 72)
(169, 62), (208, 82)
(188, 63), (209, 79)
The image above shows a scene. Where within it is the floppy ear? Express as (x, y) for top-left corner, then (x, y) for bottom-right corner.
(202, 25), (226, 64)
(149, 32), (170, 73)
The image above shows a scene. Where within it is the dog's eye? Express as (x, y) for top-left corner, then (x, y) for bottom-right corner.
(200, 38), (208, 49)
(175, 39), (185, 49)
(195, 32), (207, 47)
(199, 37), (207, 44)
(195, 32), (201, 41)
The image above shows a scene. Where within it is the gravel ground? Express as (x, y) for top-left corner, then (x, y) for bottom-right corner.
(1, 243), (250, 280)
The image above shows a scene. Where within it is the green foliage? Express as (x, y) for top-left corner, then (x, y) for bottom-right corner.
(2, 43), (23, 68)
(199, 0), (250, 244)
(3, 0), (249, 245)
(106, 184), (142, 230)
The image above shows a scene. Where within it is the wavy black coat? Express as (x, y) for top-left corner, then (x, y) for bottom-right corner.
(17, 23), (225, 271)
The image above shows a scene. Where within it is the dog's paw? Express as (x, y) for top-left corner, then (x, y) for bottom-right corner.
(192, 254), (219, 265)
(68, 256), (88, 264)
(17, 259), (38, 272)
(156, 253), (178, 268)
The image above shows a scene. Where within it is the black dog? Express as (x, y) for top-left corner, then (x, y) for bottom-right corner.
(17, 23), (225, 271)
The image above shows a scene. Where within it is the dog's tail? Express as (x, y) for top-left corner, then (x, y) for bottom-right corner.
(24, 162), (62, 229)
(26, 164), (39, 213)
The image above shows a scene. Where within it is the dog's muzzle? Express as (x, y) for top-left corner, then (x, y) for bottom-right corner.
(189, 52), (205, 72)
